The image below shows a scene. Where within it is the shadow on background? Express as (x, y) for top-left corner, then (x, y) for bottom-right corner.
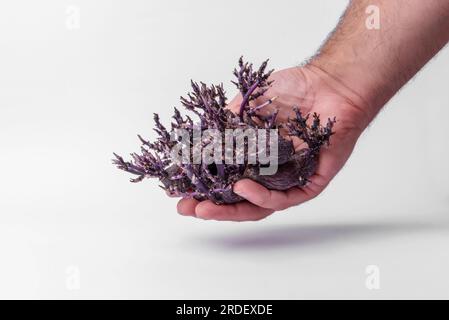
(192, 219), (449, 251)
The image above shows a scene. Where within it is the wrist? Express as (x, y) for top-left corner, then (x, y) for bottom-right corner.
(307, 55), (390, 124)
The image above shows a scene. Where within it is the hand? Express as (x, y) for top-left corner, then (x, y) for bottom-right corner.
(177, 64), (371, 221)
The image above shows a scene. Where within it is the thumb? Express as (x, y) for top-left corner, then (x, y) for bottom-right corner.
(226, 95), (243, 114)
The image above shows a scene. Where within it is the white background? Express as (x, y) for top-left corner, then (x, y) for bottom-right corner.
(0, 0), (448, 299)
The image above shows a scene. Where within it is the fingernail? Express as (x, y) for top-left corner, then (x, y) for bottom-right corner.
(195, 212), (208, 220)
(233, 185), (246, 197)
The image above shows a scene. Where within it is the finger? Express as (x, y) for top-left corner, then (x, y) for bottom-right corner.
(234, 178), (323, 210)
(177, 198), (199, 217)
(195, 200), (274, 222)
(233, 179), (292, 211)
(305, 174), (329, 194)
(284, 185), (316, 206)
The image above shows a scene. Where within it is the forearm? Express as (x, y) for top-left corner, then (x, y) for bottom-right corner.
(310, 0), (449, 121)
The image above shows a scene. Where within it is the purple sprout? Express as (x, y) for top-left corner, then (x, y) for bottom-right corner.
(113, 57), (336, 204)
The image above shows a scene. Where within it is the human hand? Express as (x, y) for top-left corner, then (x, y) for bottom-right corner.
(177, 64), (371, 221)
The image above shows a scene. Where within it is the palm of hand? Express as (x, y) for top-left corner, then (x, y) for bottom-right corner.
(178, 65), (368, 221)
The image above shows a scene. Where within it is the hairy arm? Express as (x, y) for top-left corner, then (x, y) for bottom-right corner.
(311, 0), (449, 118)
